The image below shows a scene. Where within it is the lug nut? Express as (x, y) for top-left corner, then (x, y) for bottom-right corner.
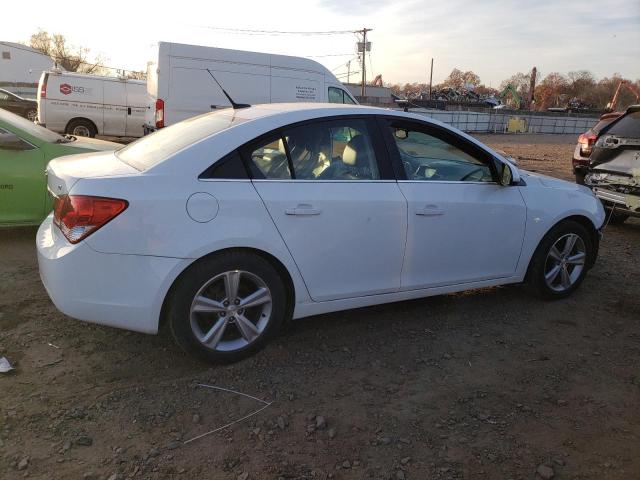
(234, 299), (240, 305)
(223, 300), (229, 307)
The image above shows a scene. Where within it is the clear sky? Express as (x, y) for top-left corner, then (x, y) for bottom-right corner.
(2, 0), (639, 86)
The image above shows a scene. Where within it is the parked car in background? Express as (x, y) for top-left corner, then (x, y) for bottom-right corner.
(585, 105), (640, 224)
(38, 103), (604, 363)
(572, 112), (622, 184)
(0, 108), (121, 226)
(37, 70), (148, 138)
(144, 42), (357, 134)
(0, 88), (38, 121)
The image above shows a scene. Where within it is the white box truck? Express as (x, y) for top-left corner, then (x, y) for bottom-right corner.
(37, 71), (148, 138)
(144, 42), (357, 133)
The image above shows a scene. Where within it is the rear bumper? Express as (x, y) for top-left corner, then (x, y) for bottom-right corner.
(592, 188), (640, 218)
(37, 215), (188, 334)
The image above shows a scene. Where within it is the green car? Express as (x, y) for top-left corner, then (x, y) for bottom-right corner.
(0, 108), (121, 226)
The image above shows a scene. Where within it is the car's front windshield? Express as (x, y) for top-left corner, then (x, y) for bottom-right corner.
(0, 108), (64, 143)
(116, 110), (249, 171)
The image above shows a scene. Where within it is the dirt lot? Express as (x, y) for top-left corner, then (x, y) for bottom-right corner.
(1, 134), (639, 480)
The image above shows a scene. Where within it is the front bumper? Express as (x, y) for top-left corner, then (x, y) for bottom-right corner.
(37, 215), (188, 334)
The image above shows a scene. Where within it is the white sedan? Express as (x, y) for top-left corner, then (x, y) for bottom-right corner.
(37, 103), (605, 363)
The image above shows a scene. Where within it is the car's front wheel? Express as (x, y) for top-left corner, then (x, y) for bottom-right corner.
(167, 251), (288, 363)
(526, 220), (593, 299)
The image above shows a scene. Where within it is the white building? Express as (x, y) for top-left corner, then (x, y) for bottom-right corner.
(0, 41), (57, 99)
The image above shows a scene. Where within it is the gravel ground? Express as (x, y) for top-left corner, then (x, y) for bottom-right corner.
(1, 134), (639, 480)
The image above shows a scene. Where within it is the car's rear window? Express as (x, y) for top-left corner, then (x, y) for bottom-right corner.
(116, 111), (248, 171)
(606, 111), (640, 138)
(0, 107), (63, 143)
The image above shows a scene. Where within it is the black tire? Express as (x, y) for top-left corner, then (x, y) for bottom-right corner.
(166, 251), (288, 363)
(66, 118), (97, 138)
(25, 108), (37, 122)
(607, 211), (629, 225)
(525, 220), (594, 300)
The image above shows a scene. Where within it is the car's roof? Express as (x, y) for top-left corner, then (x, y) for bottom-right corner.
(231, 102), (387, 120)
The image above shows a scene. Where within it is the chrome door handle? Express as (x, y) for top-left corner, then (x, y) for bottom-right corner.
(285, 204), (322, 216)
(416, 205), (445, 216)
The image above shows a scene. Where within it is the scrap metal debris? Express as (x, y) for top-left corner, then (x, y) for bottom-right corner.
(0, 357), (14, 373)
(183, 384), (272, 445)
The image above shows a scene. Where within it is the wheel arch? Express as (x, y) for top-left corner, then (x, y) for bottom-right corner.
(525, 214), (600, 281)
(158, 247), (296, 330)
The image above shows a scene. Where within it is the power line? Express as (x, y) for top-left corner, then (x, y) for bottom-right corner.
(307, 53), (355, 58)
(197, 26), (355, 36)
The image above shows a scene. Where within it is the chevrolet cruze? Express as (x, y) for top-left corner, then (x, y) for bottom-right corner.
(37, 104), (605, 363)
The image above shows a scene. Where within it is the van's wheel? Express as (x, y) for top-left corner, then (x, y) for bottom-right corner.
(25, 109), (37, 122)
(66, 119), (96, 138)
(167, 251), (287, 363)
(526, 220), (593, 299)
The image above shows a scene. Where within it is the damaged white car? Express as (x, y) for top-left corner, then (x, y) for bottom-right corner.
(585, 105), (640, 224)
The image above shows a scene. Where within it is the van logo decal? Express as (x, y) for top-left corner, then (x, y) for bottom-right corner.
(59, 84), (91, 95)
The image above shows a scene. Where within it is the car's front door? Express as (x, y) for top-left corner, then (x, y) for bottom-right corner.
(383, 118), (527, 289)
(0, 128), (46, 224)
(247, 117), (407, 302)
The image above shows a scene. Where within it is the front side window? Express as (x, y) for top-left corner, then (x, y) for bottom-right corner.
(328, 87), (356, 105)
(389, 124), (493, 182)
(247, 119), (380, 180)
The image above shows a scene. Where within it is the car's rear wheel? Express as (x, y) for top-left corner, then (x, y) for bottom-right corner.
(66, 119), (97, 138)
(167, 251), (287, 363)
(25, 108), (37, 122)
(526, 220), (593, 299)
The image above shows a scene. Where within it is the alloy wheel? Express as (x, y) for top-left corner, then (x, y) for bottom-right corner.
(543, 233), (586, 293)
(189, 270), (272, 352)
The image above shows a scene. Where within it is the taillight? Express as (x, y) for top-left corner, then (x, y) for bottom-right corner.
(40, 74), (48, 99)
(155, 99), (164, 129)
(578, 131), (597, 156)
(53, 195), (128, 244)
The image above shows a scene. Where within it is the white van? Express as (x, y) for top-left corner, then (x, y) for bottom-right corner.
(37, 71), (148, 138)
(145, 42), (357, 133)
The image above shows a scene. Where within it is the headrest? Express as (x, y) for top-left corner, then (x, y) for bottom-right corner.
(342, 135), (369, 167)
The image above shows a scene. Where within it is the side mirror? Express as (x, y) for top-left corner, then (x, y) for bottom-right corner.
(0, 132), (28, 151)
(494, 159), (517, 186)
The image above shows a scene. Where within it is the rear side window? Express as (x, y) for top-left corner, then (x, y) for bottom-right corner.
(606, 111), (640, 137)
(246, 118), (381, 180)
(199, 150), (248, 179)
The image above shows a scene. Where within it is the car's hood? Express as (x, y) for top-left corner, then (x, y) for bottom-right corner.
(520, 169), (588, 192)
(64, 136), (122, 152)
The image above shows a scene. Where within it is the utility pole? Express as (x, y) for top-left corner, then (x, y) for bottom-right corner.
(358, 27), (372, 97)
(347, 60), (351, 84)
(429, 58), (434, 100)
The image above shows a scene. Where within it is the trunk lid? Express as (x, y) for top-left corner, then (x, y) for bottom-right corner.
(47, 151), (139, 196)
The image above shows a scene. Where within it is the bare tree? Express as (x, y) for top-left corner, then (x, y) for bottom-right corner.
(29, 30), (106, 74)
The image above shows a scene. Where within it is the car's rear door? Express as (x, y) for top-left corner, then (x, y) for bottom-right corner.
(246, 116), (407, 302)
(0, 127), (46, 224)
(381, 117), (526, 289)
